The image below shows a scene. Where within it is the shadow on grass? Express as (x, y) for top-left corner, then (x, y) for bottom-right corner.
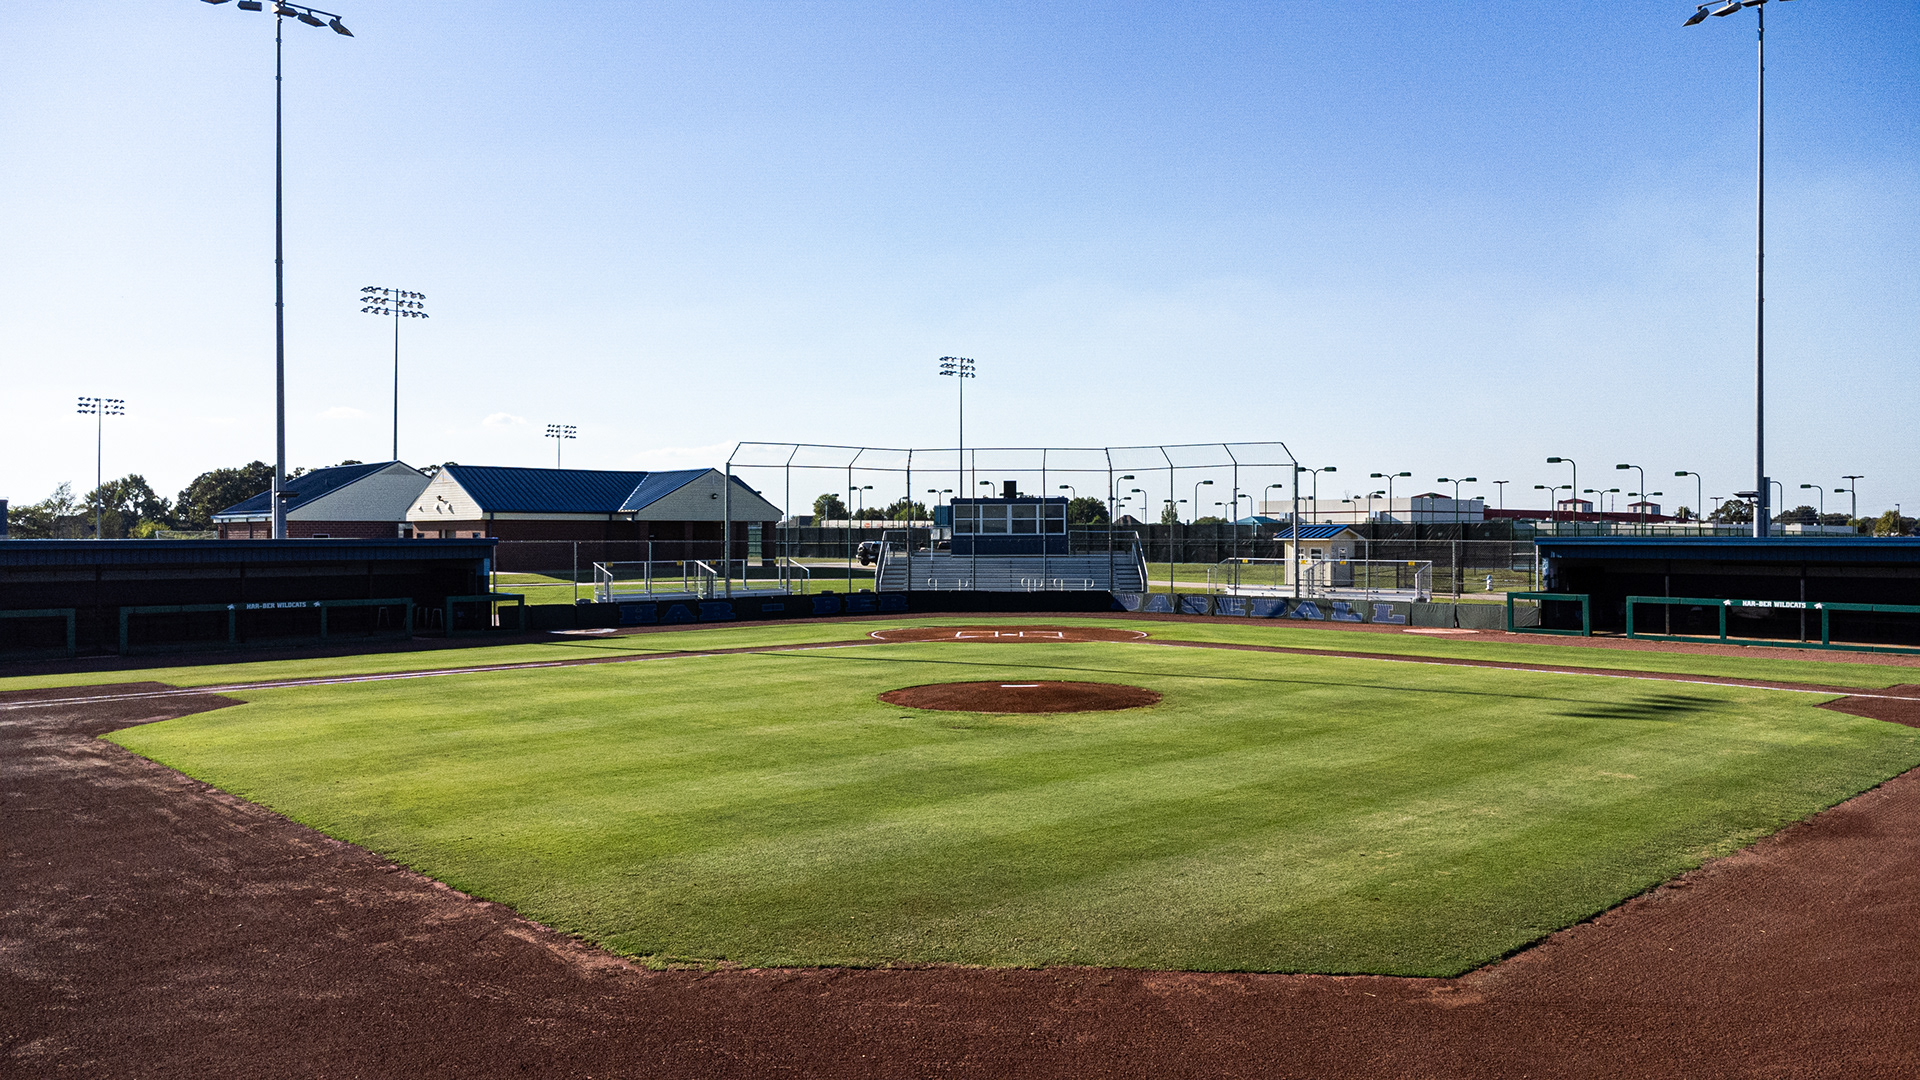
(1556, 693), (1726, 722)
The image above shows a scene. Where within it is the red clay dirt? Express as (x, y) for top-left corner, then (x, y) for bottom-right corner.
(872, 624), (1150, 643)
(6, 680), (1920, 1077)
(879, 680), (1161, 713)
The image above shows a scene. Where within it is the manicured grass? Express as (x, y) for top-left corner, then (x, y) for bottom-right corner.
(7, 614), (1917, 693)
(109, 638), (1920, 975)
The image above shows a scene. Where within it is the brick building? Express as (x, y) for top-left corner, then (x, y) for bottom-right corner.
(405, 464), (783, 569)
(214, 461), (431, 540)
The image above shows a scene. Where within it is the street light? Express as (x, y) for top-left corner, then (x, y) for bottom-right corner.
(1675, 470), (1706, 534)
(201, 0), (354, 539)
(1546, 457), (1579, 524)
(1800, 483), (1825, 526)
(1368, 471), (1411, 515)
(544, 423), (575, 467)
(1685, 0), (1794, 537)
(359, 286), (427, 461)
(1615, 463), (1649, 530)
(1295, 465), (1336, 522)
(938, 356), (976, 494)
(1536, 483), (1572, 525)
(76, 396), (126, 540)
(1436, 476), (1477, 528)
(1842, 475), (1864, 524)
(1492, 479), (1509, 511)
(1192, 479), (1213, 525)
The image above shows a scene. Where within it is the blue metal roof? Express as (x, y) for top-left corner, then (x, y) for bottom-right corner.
(1234, 515), (1287, 526)
(1535, 536), (1920, 565)
(445, 465), (655, 514)
(0, 538), (495, 568)
(1287, 523), (1357, 539)
(617, 469), (706, 513)
(213, 461), (394, 519)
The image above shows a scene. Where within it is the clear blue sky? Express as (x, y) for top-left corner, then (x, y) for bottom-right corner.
(3, 0), (1915, 518)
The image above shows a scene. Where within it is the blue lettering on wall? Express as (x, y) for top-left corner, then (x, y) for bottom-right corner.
(1142, 593), (1174, 614)
(1330, 601), (1363, 622)
(812, 595), (842, 615)
(879, 594), (909, 612)
(1114, 593), (1145, 612)
(660, 603), (696, 624)
(1370, 602), (1408, 624)
(1179, 595), (1211, 615)
(618, 603), (658, 625)
(760, 601), (785, 614)
(1251, 598), (1289, 618)
(847, 594), (878, 613)
(698, 601), (736, 621)
(1288, 600), (1324, 621)
(1215, 596), (1249, 617)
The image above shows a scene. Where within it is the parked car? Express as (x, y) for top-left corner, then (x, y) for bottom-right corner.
(857, 540), (880, 566)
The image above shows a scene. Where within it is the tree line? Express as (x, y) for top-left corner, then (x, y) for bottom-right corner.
(6, 461), (361, 539)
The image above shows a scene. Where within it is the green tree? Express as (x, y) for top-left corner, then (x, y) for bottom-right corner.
(812, 493), (848, 521)
(175, 462), (276, 529)
(1192, 515), (1227, 526)
(870, 498), (928, 521)
(1777, 504), (1819, 526)
(1066, 497), (1109, 525)
(83, 474), (173, 538)
(1159, 501), (1181, 526)
(1710, 499), (1753, 524)
(1872, 510), (1916, 537)
(7, 483), (88, 538)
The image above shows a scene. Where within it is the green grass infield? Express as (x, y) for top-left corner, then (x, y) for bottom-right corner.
(107, 630), (1920, 976)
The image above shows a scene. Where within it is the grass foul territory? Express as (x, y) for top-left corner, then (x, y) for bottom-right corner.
(111, 637), (1920, 977)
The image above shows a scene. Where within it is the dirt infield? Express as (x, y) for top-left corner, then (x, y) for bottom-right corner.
(871, 624), (1151, 643)
(879, 680), (1161, 713)
(8, 653), (1920, 1076)
(4, 682), (1916, 1076)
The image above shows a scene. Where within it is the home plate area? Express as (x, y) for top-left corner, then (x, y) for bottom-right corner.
(869, 625), (1150, 643)
(879, 681), (1162, 713)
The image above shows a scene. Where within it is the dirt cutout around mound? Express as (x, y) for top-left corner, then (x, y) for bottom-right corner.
(871, 624), (1150, 643)
(881, 680), (1161, 713)
(1821, 685), (1920, 728)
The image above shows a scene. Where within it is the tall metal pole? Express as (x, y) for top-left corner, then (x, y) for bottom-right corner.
(272, 11), (287, 539)
(1843, 475), (1863, 524)
(95, 404), (104, 540)
(392, 307), (400, 459)
(1753, 2), (1767, 538)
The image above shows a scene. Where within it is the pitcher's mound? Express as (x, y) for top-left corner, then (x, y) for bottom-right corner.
(881, 681), (1160, 713)
(871, 625), (1148, 643)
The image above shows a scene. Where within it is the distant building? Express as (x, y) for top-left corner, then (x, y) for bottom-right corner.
(1260, 496), (1485, 524)
(405, 464), (783, 565)
(214, 461), (430, 540)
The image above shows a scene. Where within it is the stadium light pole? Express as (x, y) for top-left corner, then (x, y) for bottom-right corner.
(76, 396), (126, 539)
(1841, 475), (1863, 524)
(1676, 471), (1706, 533)
(1685, 0), (1790, 538)
(359, 286), (427, 460)
(1615, 463), (1649, 531)
(1059, 484), (1075, 502)
(545, 423), (575, 467)
(938, 356), (975, 496)
(1493, 479), (1509, 511)
(200, 0), (354, 539)
(1536, 483), (1572, 525)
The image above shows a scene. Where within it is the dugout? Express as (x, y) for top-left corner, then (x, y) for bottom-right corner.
(1535, 536), (1920, 646)
(0, 539), (497, 656)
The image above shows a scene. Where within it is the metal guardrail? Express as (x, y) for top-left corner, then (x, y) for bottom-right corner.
(1624, 595), (1920, 655)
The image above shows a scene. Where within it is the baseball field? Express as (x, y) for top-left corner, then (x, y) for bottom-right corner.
(54, 616), (1920, 976)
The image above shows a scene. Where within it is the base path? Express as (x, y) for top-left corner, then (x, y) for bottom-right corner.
(880, 680), (1161, 713)
(6, 681), (1920, 1077)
